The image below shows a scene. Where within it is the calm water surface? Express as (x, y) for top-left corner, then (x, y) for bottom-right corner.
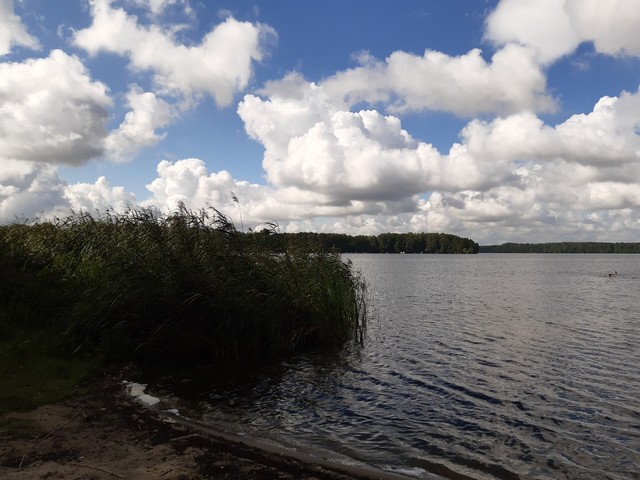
(149, 254), (640, 480)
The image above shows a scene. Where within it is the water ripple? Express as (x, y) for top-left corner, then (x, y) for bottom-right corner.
(149, 254), (640, 480)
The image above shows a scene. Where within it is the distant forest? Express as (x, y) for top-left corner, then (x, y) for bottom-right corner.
(479, 242), (640, 253)
(256, 231), (480, 254)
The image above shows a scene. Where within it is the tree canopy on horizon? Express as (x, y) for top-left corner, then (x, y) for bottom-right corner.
(480, 242), (640, 254)
(253, 231), (479, 254)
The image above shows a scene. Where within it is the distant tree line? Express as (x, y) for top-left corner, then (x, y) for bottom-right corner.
(252, 231), (479, 254)
(480, 242), (640, 253)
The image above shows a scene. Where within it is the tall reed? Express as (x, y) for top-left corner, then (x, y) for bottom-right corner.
(0, 206), (367, 362)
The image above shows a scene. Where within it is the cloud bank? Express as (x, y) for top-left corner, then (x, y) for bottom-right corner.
(7, 85), (638, 244)
(2, 0), (640, 245)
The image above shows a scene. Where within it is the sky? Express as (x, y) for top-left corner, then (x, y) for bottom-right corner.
(2, 0), (640, 244)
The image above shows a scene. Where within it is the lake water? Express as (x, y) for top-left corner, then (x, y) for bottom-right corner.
(148, 254), (640, 480)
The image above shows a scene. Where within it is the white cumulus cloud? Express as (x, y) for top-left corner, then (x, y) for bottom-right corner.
(322, 44), (555, 116)
(239, 81), (518, 208)
(105, 84), (174, 161)
(0, 49), (111, 166)
(0, 160), (69, 222)
(462, 88), (640, 174)
(143, 158), (262, 216)
(0, 161), (138, 223)
(485, 0), (640, 63)
(0, 0), (40, 56)
(65, 176), (137, 213)
(565, 0), (640, 57)
(263, 108), (499, 199)
(73, 0), (276, 106)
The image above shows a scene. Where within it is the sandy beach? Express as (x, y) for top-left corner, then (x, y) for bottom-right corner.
(0, 372), (421, 480)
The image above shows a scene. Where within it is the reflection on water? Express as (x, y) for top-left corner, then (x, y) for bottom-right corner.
(149, 254), (640, 480)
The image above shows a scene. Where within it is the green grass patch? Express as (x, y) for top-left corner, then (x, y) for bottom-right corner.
(0, 337), (96, 415)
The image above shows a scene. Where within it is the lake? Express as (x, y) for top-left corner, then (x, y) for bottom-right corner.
(147, 254), (640, 480)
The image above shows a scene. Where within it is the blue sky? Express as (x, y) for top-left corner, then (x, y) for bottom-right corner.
(2, 0), (640, 244)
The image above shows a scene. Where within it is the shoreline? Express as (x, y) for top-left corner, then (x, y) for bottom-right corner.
(1, 372), (445, 480)
(160, 410), (445, 480)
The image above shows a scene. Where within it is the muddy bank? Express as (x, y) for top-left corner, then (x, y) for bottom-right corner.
(0, 372), (421, 480)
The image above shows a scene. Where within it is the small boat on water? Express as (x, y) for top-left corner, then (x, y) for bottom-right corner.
(608, 271), (619, 277)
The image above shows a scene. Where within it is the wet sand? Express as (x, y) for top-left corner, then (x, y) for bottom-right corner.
(0, 372), (428, 480)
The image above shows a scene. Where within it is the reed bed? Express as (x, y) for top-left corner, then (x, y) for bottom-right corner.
(0, 206), (367, 362)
